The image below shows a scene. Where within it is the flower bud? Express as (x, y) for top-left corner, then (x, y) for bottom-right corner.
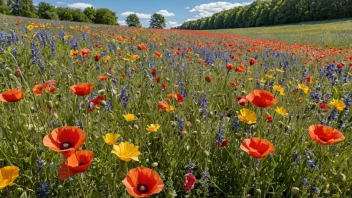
(152, 162), (158, 167)
(291, 187), (300, 194)
(204, 150), (209, 156)
(255, 189), (261, 195)
(98, 89), (105, 95)
(337, 173), (346, 183)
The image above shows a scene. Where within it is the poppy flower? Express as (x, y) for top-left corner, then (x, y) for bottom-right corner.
(230, 81), (239, 87)
(146, 124), (160, 133)
(329, 99), (346, 111)
(0, 88), (27, 103)
(226, 63), (234, 70)
(161, 83), (167, 89)
(266, 115), (273, 123)
(236, 96), (248, 106)
(205, 76), (211, 82)
(337, 62), (345, 69)
(103, 133), (121, 146)
(155, 77), (160, 83)
(151, 69), (157, 76)
(98, 74), (108, 82)
(33, 80), (56, 96)
(246, 90), (278, 108)
(95, 55), (101, 62)
(249, 58), (257, 65)
(112, 142), (141, 162)
(305, 76), (313, 84)
(137, 44), (148, 50)
(80, 48), (91, 58)
(122, 167), (164, 197)
(240, 137), (275, 158)
(104, 56), (111, 63)
(43, 126), (86, 157)
(70, 83), (94, 96)
(88, 95), (104, 112)
(308, 125), (345, 145)
(184, 173), (196, 191)
(235, 65), (246, 72)
(58, 150), (94, 180)
(154, 51), (162, 59)
(157, 101), (175, 112)
(0, 166), (20, 190)
(167, 93), (184, 103)
(217, 139), (229, 147)
(319, 103), (329, 111)
(123, 114), (137, 121)
(238, 108), (256, 124)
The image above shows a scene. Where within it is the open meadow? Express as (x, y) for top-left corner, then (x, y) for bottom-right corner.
(0, 16), (351, 197)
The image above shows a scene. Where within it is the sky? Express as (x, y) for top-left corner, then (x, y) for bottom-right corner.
(34, 0), (252, 28)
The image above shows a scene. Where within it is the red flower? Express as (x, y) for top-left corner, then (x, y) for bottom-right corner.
(205, 76), (211, 82)
(266, 115), (273, 123)
(98, 75), (108, 82)
(138, 83), (142, 88)
(226, 63), (234, 70)
(155, 77), (161, 83)
(80, 48), (91, 58)
(217, 139), (229, 147)
(235, 65), (246, 72)
(88, 95), (104, 112)
(0, 88), (27, 103)
(161, 83), (167, 89)
(95, 55), (101, 62)
(240, 137), (275, 158)
(337, 62), (345, 69)
(319, 103), (329, 111)
(305, 76), (313, 85)
(249, 58), (257, 65)
(236, 96), (248, 107)
(70, 83), (94, 96)
(184, 173), (196, 191)
(58, 150), (94, 180)
(151, 68), (157, 76)
(230, 81), (239, 87)
(308, 125), (345, 145)
(246, 90), (278, 108)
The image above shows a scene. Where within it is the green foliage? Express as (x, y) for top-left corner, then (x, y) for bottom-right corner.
(38, 2), (57, 20)
(84, 7), (96, 23)
(149, 13), (166, 29)
(94, 8), (118, 25)
(177, 0), (352, 30)
(126, 14), (141, 27)
(0, 0), (9, 14)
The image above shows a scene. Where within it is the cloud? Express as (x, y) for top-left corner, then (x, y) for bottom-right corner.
(121, 12), (151, 19)
(57, 1), (64, 4)
(168, 21), (178, 25)
(168, 21), (181, 28)
(118, 20), (126, 26)
(185, 7), (190, 10)
(186, 18), (198, 22)
(156, 10), (175, 17)
(67, 2), (93, 9)
(190, 1), (252, 17)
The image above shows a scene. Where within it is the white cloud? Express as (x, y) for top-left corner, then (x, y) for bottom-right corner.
(186, 18), (198, 22)
(168, 21), (178, 25)
(190, 1), (251, 17)
(156, 10), (175, 17)
(67, 2), (93, 9)
(118, 20), (126, 26)
(57, 1), (64, 4)
(121, 12), (151, 19)
(185, 7), (190, 10)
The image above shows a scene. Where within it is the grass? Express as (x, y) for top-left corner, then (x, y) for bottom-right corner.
(208, 19), (352, 49)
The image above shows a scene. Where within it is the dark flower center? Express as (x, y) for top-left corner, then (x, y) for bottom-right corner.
(60, 142), (72, 150)
(137, 184), (148, 193)
(78, 162), (85, 166)
(319, 137), (328, 142)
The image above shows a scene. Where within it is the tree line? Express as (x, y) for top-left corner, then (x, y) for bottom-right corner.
(0, 0), (118, 25)
(175, 0), (352, 30)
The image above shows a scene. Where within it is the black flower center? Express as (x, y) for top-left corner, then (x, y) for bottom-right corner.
(78, 162), (85, 166)
(60, 142), (72, 150)
(319, 137), (328, 142)
(137, 184), (148, 193)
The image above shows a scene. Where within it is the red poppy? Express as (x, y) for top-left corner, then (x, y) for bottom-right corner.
(226, 63), (234, 70)
(246, 90), (278, 108)
(58, 150), (94, 180)
(137, 44), (148, 50)
(95, 55), (101, 62)
(98, 74), (108, 82)
(205, 76), (211, 82)
(154, 51), (162, 59)
(161, 83), (167, 89)
(235, 65), (246, 72)
(0, 88), (27, 103)
(15, 69), (22, 77)
(266, 115), (273, 123)
(217, 139), (229, 147)
(155, 77), (160, 83)
(308, 125), (345, 145)
(43, 126), (86, 157)
(81, 48), (91, 58)
(70, 83), (94, 96)
(184, 173), (196, 191)
(151, 68), (157, 76)
(240, 137), (275, 158)
(230, 81), (239, 87)
(122, 167), (164, 197)
(158, 101), (170, 110)
(33, 80), (56, 95)
(88, 95), (105, 112)
(138, 83), (142, 88)
(236, 96), (248, 107)
(337, 62), (345, 69)
(305, 76), (313, 85)
(249, 58), (257, 65)
(319, 103), (329, 111)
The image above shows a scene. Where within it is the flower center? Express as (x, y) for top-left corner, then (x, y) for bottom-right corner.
(78, 162), (85, 166)
(137, 184), (148, 193)
(60, 142), (72, 150)
(319, 137), (328, 142)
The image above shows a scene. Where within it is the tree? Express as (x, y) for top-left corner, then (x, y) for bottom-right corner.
(12, 0), (38, 18)
(56, 7), (73, 21)
(84, 7), (96, 22)
(126, 14), (141, 27)
(95, 8), (118, 25)
(38, 2), (58, 20)
(72, 9), (90, 22)
(149, 13), (166, 29)
(0, 0), (9, 14)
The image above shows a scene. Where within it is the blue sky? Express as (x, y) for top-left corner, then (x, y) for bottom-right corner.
(34, 0), (252, 28)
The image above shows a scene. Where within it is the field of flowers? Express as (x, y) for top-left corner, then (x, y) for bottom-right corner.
(0, 16), (351, 197)
(210, 19), (352, 49)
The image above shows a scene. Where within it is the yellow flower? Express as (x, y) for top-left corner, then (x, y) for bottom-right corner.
(27, 25), (34, 31)
(238, 108), (256, 124)
(70, 50), (78, 57)
(298, 84), (309, 94)
(122, 57), (131, 61)
(259, 78), (266, 83)
(348, 72), (352, 76)
(103, 133), (121, 146)
(329, 99), (346, 111)
(104, 56), (111, 62)
(273, 85), (285, 96)
(265, 74), (274, 79)
(276, 68), (284, 73)
(165, 105), (175, 112)
(0, 166), (20, 190)
(248, 78), (254, 81)
(275, 106), (288, 116)
(111, 142), (141, 162)
(131, 54), (140, 61)
(123, 114), (137, 121)
(146, 124), (160, 133)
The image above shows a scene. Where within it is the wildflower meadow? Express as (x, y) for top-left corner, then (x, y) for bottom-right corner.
(0, 16), (351, 197)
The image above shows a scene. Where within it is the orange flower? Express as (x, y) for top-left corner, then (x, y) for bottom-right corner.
(98, 75), (109, 82)
(235, 65), (246, 72)
(167, 93), (184, 103)
(240, 137), (275, 158)
(33, 80), (56, 95)
(58, 150), (94, 180)
(80, 48), (91, 58)
(308, 125), (345, 145)
(70, 83), (94, 96)
(154, 51), (162, 59)
(122, 167), (164, 197)
(226, 63), (234, 70)
(157, 101), (175, 112)
(137, 44), (148, 50)
(246, 90), (278, 108)
(0, 88), (27, 103)
(305, 76), (313, 84)
(43, 126), (86, 157)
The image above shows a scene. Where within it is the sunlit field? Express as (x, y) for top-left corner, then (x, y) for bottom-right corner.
(209, 19), (352, 49)
(0, 15), (351, 197)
